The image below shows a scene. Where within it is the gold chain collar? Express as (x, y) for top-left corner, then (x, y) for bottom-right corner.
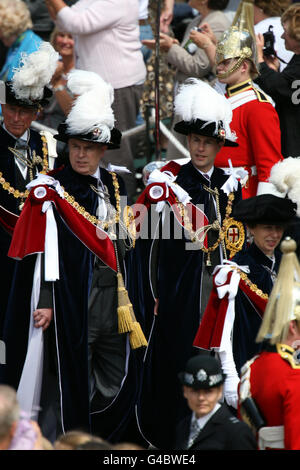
(176, 189), (240, 265)
(0, 135), (49, 209)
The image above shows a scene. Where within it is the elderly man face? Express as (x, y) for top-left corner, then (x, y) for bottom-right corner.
(2, 103), (38, 139)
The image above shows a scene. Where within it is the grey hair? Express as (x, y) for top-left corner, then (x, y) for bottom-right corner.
(0, 0), (33, 39)
(0, 385), (20, 440)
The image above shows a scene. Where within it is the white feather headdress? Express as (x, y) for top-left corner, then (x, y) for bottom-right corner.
(65, 69), (115, 143)
(269, 157), (300, 217)
(174, 78), (237, 143)
(12, 42), (59, 103)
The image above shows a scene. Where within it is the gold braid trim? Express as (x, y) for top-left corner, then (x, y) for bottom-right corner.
(0, 136), (49, 209)
(0, 172), (29, 200)
(276, 343), (300, 369)
(237, 268), (269, 300)
(40, 135), (49, 174)
(63, 171), (121, 232)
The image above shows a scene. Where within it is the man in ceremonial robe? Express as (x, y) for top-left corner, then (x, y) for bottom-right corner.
(0, 42), (59, 325)
(131, 79), (245, 449)
(0, 70), (146, 443)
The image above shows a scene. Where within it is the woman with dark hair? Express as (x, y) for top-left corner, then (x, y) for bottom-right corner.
(142, 0), (231, 160)
(254, 0), (293, 70)
(255, 2), (300, 158)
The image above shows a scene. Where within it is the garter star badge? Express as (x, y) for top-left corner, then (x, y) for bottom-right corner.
(224, 217), (245, 258)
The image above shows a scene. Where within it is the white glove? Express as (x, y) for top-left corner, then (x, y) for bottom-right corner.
(218, 349), (240, 409)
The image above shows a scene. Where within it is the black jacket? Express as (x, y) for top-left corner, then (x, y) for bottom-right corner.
(255, 54), (300, 158)
(174, 404), (257, 450)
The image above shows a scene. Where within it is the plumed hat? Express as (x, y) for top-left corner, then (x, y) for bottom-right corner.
(232, 194), (297, 225)
(178, 355), (226, 390)
(256, 237), (300, 344)
(216, 0), (259, 79)
(54, 70), (121, 149)
(0, 42), (58, 108)
(173, 78), (238, 147)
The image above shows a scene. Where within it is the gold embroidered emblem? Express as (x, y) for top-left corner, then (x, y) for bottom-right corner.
(223, 217), (245, 258)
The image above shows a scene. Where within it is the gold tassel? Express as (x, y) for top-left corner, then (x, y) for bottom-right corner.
(117, 304), (134, 333)
(129, 321), (148, 349)
(116, 271), (148, 348)
(117, 272), (134, 333)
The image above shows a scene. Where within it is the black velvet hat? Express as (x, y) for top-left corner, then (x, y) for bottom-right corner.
(232, 194), (297, 225)
(178, 355), (226, 390)
(54, 122), (122, 150)
(1, 80), (52, 109)
(174, 118), (239, 147)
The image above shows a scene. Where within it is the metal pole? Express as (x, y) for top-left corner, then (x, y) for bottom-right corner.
(154, 0), (161, 161)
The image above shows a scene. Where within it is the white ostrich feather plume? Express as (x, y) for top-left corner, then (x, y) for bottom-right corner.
(65, 70), (115, 143)
(12, 42), (59, 102)
(174, 78), (236, 142)
(269, 157), (300, 216)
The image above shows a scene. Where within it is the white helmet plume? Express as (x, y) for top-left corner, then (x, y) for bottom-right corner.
(65, 70), (115, 143)
(12, 42), (59, 103)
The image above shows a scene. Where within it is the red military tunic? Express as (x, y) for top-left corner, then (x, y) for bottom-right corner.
(238, 344), (300, 450)
(214, 80), (283, 199)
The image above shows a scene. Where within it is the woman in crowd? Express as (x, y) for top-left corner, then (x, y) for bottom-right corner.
(253, 0), (293, 70)
(0, 0), (42, 81)
(255, 2), (300, 158)
(37, 27), (75, 130)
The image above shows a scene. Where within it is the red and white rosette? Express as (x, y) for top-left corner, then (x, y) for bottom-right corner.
(132, 161), (209, 245)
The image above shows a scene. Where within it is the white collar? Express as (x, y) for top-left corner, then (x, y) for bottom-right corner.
(192, 402), (221, 430)
(195, 166), (214, 179)
(92, 167), (101, 180)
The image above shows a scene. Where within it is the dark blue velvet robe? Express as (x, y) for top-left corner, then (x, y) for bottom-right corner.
(231, 242), (281, 375)
(132, 162), (243, 449)
(0, 125), (44, 327)
(0, 164), (139, 441)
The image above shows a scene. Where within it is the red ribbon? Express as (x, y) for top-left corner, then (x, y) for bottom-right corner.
(6, 185), (117, 272)
(193, 271), (268, 350)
